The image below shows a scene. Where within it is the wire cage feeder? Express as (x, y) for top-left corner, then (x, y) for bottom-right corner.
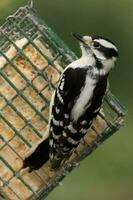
(0, 2), (126, 200)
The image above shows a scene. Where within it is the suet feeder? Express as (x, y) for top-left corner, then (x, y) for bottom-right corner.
(0, 1), (127, 200)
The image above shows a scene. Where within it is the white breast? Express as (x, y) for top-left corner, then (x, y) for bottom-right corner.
(71, 73), (96, 122)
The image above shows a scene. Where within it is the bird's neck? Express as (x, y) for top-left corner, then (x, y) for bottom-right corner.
(81, 45), (115, 75)
(101, 57), (116, 74)
(81, 53), (96, 67)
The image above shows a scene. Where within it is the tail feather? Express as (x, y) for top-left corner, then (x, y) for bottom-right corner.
(23, 138), (49, 172)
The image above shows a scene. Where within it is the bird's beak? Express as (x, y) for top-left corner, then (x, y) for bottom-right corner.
(72, 33), (92, 45)
(72, 33), (85, 44)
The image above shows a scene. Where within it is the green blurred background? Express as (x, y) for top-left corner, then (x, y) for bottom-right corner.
(0, 0), (132, 199)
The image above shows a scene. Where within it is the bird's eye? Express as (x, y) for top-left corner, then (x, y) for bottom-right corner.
(93, 42), (100, 48)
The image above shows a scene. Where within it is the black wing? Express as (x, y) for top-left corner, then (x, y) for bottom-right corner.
(49, 67), (108, 169)
(49, 67), (89, 168)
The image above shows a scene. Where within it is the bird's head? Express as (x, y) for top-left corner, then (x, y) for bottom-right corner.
(73, 33), (119, 73)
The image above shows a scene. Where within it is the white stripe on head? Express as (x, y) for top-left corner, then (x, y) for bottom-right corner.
(94, 39), (118, 51)
(93, 49), (106, 60)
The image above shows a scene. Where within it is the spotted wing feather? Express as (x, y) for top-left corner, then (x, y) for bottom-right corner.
(49, 66), (107, 169)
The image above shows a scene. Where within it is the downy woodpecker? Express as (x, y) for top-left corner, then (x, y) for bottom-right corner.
(23, 34), (118, 171)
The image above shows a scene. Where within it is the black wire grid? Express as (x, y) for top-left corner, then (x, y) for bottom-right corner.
(0, 2), (127, 200)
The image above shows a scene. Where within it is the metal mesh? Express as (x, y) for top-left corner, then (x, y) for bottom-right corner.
(0, 3), (126, 200)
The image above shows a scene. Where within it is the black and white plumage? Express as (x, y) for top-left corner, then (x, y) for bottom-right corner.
(23, 34), (118, 171)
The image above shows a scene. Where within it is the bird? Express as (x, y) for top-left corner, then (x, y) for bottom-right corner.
(23, 33), (119, 171)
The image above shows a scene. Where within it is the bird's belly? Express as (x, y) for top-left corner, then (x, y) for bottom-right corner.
(71, 76), (96, 122)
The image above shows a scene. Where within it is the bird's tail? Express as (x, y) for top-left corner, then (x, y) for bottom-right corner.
(23, 138), (49, 172)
